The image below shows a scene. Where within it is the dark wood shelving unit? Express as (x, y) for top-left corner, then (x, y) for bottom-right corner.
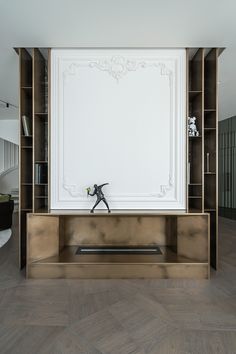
(19, 48), (50, 268)
(19, 48), (33, 268)
(33, 48), (49, 214)
(187, 48), (219, 269)
(204, 49), (218, 269)
(18, 47), (220, 272)
(187, 48), (204, 214)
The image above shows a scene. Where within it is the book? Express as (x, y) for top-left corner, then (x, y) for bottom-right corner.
(35, 163), (48, 184)
(22, 115), (32, 136)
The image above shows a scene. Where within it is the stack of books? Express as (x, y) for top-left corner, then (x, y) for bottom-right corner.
(35, 163), (47, 184)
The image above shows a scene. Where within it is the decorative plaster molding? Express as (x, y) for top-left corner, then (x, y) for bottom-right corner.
(62, 57), (174, 199)
(63, 56), (173, 84)
(51, 49), (186, 209)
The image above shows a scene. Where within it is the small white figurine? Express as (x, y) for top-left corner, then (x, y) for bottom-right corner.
(188, 116), (199, 137)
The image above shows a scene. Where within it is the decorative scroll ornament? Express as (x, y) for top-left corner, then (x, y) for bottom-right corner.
(157, 174), (174, 198)
(63, 56), (173, 85)
(63, 177), (83, 197)
(89, 56), (146, 82)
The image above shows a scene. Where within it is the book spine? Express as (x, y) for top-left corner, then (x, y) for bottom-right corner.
(22, 115), (28, 136)
(35, 164), (39, 184)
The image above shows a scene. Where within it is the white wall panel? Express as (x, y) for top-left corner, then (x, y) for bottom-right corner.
(51, 49), (186, 210)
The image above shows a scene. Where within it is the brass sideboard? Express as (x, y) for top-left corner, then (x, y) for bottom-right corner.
(27, 211), (210, 279)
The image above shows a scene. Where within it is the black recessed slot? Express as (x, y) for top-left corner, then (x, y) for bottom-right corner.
(76, 246), (162, 255)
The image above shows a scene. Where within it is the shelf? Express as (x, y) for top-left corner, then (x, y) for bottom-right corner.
(22, 146), (32, 149)
(204, 128), (216, 131)
(32, 245), (206, 265)
(34, 208), (49, 213)
(189, 136), (202, 139)
(189, 183), (202, 186)
(204, 209), (216, 212)
(204, 109), (216, 112)
(35, 112), (48, 115)
(35, 161), (48, 163)
(188, 196), (202, 199)
(35, 183), (48, 186)
(21, 86), (32, 89)
(21, 208), (32, 212)
(189, 90), (202, 99)
(188, 208), (202, 213)
(35, 196), (48, 199)
(21, 135), (32, 138)
(21, 183), (32, 186)
(204, 172), (216, 175)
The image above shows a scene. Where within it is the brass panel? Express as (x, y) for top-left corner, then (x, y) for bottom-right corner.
(27, 214), (59, 264)
(27, 213), (209, 279)
(177, 214), (209, 262)
(31, 245), (205, 264)
(28, 263), (209, 279)
(64, 215), (167, 246)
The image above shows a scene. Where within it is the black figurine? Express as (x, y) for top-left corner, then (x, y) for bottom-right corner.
(87, 183), (111, 213)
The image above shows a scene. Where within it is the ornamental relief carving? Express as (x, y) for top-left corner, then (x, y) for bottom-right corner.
(63, 56), (173, 84)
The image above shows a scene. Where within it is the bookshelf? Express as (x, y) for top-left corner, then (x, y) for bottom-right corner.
(19, 48), (49, 268)
(19, 49), (33, 268)
(187, 48), (204, 214)
(204, 48), (218, 269)
(187, 48), (219, 269)
(33, 48), (49, 213)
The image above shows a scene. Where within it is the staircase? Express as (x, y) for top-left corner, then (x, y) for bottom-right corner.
(0, 138), (19, 211)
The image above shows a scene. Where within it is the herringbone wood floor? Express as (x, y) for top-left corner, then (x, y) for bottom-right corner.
(0, 215), (236, 354)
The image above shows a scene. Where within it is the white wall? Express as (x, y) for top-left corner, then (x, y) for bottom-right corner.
(0, 120), (19, 145)
(0, 139), (4, 172)
(0, 167), (18, 194)
(51, 48), (186, 210)
(219, 49), (236, 121)
(0, 118), (19, 194)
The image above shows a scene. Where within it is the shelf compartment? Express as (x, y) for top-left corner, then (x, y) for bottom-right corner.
(188, 49), (203, 92)
(188, 93), (203, 136)
(34, 116), (48, 162)
(33, 245), (206, 265)
(204, 50), (217, 110)
(34, 163), (48, 184)
(34, 198), (48, 213)
(204, 129), (216, 173)
(188, 197), (202, 213)
(21, 135), (32, 148)
(188, 137), (202, 184)
(20, 185), (32, 210)
(34, 184), (48, 199)
(20, 148), (32, 184)
(33, 48), (47, 114)
(188, 184), (202, 198)
(204, 174), (216, 210)
(20, 49), (32, 88)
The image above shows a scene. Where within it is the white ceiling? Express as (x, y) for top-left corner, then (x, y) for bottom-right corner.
(0, 0), (236, 121)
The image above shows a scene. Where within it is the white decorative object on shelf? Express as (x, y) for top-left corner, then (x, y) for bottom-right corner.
(188, 116), (200, 137)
